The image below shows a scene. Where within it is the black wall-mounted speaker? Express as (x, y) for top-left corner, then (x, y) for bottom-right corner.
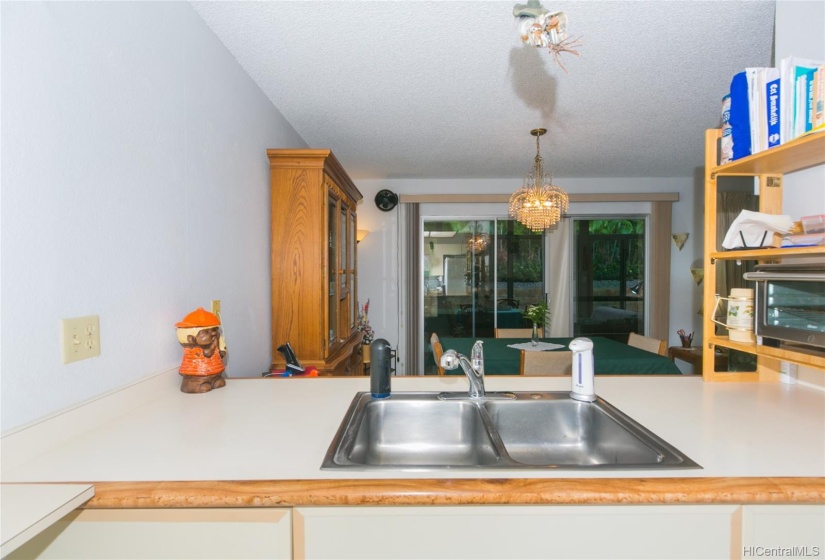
(374, 189), (399, 212)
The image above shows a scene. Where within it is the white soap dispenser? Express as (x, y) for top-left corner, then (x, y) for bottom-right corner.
(569, 337), (596, 402)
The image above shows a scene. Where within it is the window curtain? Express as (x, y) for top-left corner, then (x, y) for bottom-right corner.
(401, 203), (421, 376)
(548, 219), (571, 336)
(649, 201), (673, 341)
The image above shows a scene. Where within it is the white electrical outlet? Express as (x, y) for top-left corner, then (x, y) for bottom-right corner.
(61, 315), (101, 364)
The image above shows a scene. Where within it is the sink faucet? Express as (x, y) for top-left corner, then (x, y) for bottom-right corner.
(440, 341), (485, 398)
(470, 340), (484, 376)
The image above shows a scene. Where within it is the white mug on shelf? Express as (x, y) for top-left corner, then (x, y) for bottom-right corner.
(712, 288), (755, 343)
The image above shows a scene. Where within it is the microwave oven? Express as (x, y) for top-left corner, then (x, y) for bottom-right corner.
(743, 263), (825, 349)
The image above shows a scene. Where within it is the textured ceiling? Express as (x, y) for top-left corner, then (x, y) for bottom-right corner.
(191, 1), (775, 179)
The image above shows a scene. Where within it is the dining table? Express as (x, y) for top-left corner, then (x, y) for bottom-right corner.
(452, 307), (529, 330)
(438, 336), (683, 375)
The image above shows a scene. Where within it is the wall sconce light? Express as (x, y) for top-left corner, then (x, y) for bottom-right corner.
(356, 229), (369, 243)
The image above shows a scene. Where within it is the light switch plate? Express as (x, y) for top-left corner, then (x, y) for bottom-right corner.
(61, 315), (100, 364)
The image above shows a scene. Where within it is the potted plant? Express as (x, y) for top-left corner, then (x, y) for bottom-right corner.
(523, 298), (549, 346)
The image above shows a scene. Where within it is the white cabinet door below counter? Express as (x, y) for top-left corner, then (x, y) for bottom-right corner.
(740, 505), (825, 560)
(294, 505), (738, 560)
(6, 508), (291, 560)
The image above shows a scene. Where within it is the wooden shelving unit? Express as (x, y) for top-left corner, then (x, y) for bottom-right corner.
(707, 131), (825, 177)
(709, 245), (825, 263)
(702, 130), (825, 381)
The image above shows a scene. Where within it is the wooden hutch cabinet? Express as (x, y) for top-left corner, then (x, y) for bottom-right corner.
(267, 149), (363, 376)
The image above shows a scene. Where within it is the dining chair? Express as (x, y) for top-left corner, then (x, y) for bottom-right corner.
(627, 332), (667, 356)
(520, 350), (573, 375)
(497, 297), (520, 309)
(495, 327), (543, 338)
(430, 332), (445, 375)
(458, 304), (474, 314)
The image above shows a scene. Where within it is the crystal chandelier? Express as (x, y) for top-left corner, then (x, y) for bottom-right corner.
(466, 233), (490, 252)
(509, 128), (569, 232)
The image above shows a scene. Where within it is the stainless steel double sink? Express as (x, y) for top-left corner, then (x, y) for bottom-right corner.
(322, 392), (700, 470)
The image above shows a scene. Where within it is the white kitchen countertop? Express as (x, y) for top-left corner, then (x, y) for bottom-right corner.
(2, 374), (824, 483)
(0, 483), (94, 556)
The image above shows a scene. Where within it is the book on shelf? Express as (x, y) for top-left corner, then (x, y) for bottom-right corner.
(745, 67), (770, 154)
(729, 71), (752, 161)
(765, 68), (781, 148)
(726, 57), (824, 161)
(781, 233), (825, 248)
(806, 68), (816, 132)
(814, 66), (825, 131)
(794, 67), (817, 137)
(779, 56), (824, 142)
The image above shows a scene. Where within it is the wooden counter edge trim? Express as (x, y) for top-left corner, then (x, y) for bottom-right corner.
(83, 478), (825, 508)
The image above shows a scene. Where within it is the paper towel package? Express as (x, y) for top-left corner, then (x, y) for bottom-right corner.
(722, 210), (794, 249)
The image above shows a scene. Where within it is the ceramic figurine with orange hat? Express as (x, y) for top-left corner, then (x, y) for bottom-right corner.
(176, 307), (227, 393)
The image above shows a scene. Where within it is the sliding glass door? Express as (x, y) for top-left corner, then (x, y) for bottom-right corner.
(495, 220), (546, 326)
(572, 218), (646, 342)
(423, 219), (544, 373)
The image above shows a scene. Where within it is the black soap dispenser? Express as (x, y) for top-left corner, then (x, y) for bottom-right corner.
(370, 338), (393, 398)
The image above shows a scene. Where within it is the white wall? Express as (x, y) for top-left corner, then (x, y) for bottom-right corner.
(357, 176), (701, 373)
(0, 2), (306, 431)
(774, 0), (825, 387)
(774, 0), (825, 220)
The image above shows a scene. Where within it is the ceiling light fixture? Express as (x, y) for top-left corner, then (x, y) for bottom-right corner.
(466, 233), (490, 252)
(514, 1), (582, 73)
(508, 128), (569, 232)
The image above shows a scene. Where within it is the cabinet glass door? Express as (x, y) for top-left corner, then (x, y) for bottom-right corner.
(328, 193), (339, 348)
(339, 203), (350, 338)
(349, 209), (357, 333)
(340, 204), (349, 293)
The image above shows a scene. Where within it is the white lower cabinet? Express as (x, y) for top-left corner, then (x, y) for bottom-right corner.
(293, 505), (739, 560)
(5, 508), (292, 560)
(739, 505), (825, 560)
(7, 504), (823, 559)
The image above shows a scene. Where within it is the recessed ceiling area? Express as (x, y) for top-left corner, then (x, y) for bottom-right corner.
(191, 1), (776, 179)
